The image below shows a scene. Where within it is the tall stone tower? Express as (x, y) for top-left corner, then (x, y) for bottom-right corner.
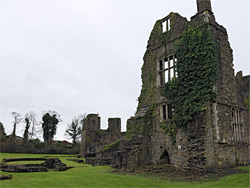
(124, 0), (250, 170)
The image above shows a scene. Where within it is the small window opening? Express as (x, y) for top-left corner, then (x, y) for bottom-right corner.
(162, 21), (167, 33)
(170, 68), (174, 80)
(162, 18), (171, 33)
(161, 104), (175, 121)
(165, 70), (169, 83)
(160, 150), (170, 164)
(232, 108), (243, 142)
(162, 105), (167, 120)
(170, 56), (174, 67)
(167, 18), (171, 31)
(159, 60), (163, 70)
(167, 105), (175, 120)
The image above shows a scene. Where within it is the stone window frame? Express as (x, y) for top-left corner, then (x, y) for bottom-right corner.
(160, 104), (175, 121)
(231, 108), (244, 142)
(162, 18), (171, 33)
(157, 54), (177, 86)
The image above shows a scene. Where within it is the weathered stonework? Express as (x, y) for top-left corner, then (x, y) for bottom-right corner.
(80, 0), (249, 171)
(80, 114), (125, 160)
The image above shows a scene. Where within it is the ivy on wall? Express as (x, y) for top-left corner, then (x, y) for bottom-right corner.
(127, 105), (156, 139)
(163, 24), (218, 128)
(101, 139), (121, 152)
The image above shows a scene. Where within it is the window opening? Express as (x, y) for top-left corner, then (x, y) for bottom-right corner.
(161, 104), (175, 121)
(167, 105), (175, 120)
(162, 105), (167, 120)
(165, 70), (169, 83)
(159, 60), (163, 70)
(170, 68), (174, 80)
(232, 108), (243, 142)
(162, 21), (167, 33)
(167, 18), (171, 31)
(170, 57), (174, 67)
(157, 54), (177, 86)
(162, 18), (171, 33)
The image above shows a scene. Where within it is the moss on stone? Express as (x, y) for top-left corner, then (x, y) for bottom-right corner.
(101, 139), (121, 152)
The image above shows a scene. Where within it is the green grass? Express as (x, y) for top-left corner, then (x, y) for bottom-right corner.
(0, 153), (249, 188)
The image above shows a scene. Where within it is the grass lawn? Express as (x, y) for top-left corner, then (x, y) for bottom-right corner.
(0, 153), (249, 188)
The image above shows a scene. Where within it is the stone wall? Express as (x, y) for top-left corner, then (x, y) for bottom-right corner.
(108, 118), (121, 133)
(80, 114), (125, 157)
(82, 114), (100, 131)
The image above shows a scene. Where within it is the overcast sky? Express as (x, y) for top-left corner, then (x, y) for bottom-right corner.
(0, 0), (249, 141)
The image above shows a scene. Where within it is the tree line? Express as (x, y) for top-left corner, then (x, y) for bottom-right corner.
(0, 111), (84, 153)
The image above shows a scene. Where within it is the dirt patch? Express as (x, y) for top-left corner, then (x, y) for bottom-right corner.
(110, 164), (249, 182)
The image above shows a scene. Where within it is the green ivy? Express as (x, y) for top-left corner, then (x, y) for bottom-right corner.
(86, 136), (92, 144)
(163, 24), (217, 128)
(129, 105), (156, 136)
(160, 121), (177, 144)
(101, 139), (121, 152)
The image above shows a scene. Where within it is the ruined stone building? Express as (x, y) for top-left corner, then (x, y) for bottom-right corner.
(80, 0), (249, 171)
(80, 114), (126, 164)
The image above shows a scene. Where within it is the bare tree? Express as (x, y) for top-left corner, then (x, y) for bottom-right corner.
(28, 111), (38, 140)
(11, 112), (22, 136)
(9, 112), (22, 151)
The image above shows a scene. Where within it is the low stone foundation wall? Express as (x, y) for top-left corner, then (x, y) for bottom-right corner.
(0, 158), (72, 173)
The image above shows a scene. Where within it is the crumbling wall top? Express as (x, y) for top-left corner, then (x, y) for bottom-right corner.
(108, 118), (121, 133)
(146, 12), (188, 53)
(197, 0), (212, 13)
(82, 114), (100, 131)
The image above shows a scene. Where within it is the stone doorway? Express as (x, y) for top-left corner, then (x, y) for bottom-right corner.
(160, 150), (170, 164)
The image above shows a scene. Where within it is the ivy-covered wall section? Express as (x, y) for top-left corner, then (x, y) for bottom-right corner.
(163, 24), (218, 127)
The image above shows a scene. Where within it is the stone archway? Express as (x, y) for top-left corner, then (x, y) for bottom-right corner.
(160, 150), (170, 164)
